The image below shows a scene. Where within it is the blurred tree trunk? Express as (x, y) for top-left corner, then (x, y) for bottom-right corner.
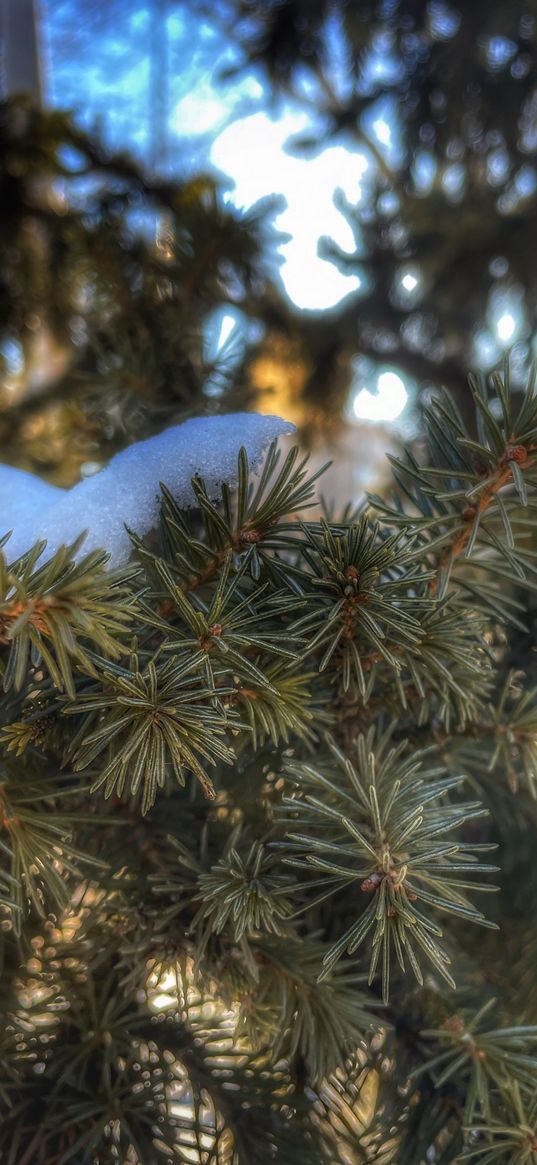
(0, 2), (71, 414)
(1, 0), (42, 104)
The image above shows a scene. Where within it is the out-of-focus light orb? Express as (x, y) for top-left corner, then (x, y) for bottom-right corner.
(353, 371), (408, 421)
(474, 329), (500, 367)
(393, 268), (421, 307)
(401, 272), (418, 292)
(215, 311), (236, 351)
(373, 118), (391, 147)
(496, 312), (517, 343)
(203, 308), (241, 362)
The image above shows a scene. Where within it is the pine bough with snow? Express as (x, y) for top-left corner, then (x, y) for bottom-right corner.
(2, 377), (537, 1164)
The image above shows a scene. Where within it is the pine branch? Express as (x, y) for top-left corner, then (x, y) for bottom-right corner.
(416, 998), (537, 1125)
(66, 650), (235, 812)
(5, 366), (537, 1161)
(0, 540), (137, 697)
(281, 728), (498, 1002)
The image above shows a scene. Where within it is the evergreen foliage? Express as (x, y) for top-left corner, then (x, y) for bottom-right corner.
(0, 96), (275, 477)
(2, 366), (537, 1162)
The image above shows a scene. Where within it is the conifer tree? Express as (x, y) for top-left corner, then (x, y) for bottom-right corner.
(0, 95), (277, 478)
(2, 362), (537, 1163)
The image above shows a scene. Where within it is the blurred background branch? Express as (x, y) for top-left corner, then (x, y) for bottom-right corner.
(2, 0), (537, 493)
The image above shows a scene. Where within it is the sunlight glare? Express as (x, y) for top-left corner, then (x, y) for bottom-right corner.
(172, 75), (263, 137)
(496, 312), (517, 343)
(211, 109), (368, 309)
(353, 371), (408, 421)
(373, 118), (391, 147)
(216, 311), (236, 350)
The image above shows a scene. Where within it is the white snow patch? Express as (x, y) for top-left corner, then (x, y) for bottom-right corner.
(0, 464), (64, 525)
(1, 413), (295, 567)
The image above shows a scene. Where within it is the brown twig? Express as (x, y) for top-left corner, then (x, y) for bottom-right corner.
(430, 445), (534, 596)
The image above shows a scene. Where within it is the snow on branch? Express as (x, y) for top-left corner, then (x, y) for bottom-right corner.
(0, 413), (295, 566)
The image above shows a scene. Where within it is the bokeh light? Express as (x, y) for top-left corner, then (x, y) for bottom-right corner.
(352, 370), (408, 422)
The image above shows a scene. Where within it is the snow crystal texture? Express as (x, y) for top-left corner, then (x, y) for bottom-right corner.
(0, 413), (295, 567)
